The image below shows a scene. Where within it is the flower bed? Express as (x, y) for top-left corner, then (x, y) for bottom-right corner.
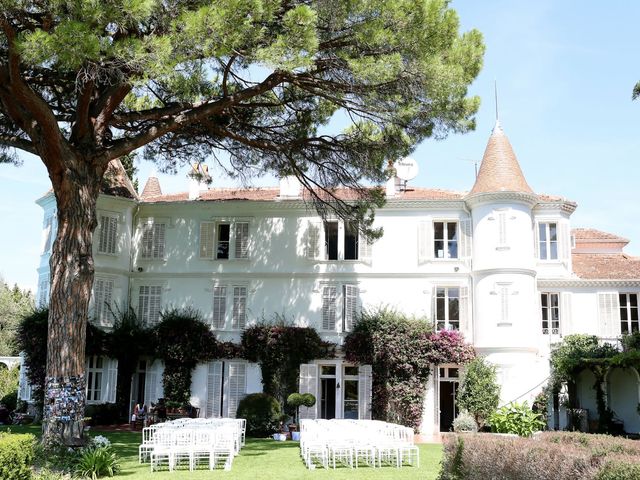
(438, 432), (640, 480)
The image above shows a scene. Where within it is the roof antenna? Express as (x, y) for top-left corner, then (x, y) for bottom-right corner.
(494, 79), (499, 123)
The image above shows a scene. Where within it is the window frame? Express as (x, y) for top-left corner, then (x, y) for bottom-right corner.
(138, 285), (163, 327)
(140, 221), (166, 260)
(86, 355), (104, 404)
(434, 286), (460, 331)
(97, 213), (119, 255)
(538, 221), (559, 261)
(433, 220), (459, 260)
(322, 220), (362, 262)
(211, 282), (250, 331)
(540, 292), (560, 335)
(320, 282), (359, 333)
(619, 292), (639, 334)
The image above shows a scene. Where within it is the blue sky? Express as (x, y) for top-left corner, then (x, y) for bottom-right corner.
(1, 0), (639, 292)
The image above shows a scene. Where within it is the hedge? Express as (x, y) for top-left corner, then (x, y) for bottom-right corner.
(438, 432), (640, 480)
(0, 433), (35, 480)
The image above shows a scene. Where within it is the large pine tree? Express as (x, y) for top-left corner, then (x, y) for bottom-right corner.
(0, 0), (484, 443)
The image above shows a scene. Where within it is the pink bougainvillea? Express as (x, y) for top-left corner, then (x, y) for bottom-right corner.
(344, 308), (475, 429)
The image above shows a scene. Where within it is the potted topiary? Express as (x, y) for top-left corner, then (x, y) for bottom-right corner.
(286, 393), (305, 432)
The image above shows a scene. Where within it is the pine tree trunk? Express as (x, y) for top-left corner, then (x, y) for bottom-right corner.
(43, 159), (102, 445)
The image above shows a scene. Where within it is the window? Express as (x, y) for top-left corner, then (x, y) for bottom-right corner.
(138, 285), (162, 326)
(200, 221), (250, 260)
(232, 286), (247, 329)
(321, 284), (359, 332)
(538, 222), (558, 260)
(141, 222), (166, 259)
(323, 221), (363, 261)
(38, 274), (49, 307)
(97, 215), (118, 255)
(324, 221), (339, 260)
(212, 286), (227, 329)
(93, 278), (114, 325)
(434, 221), (458, 259)
(86, 355), (103, 403)
(42, 214), (56, 253)
(217, 223), (230, 259)
(435, 287), (460, 331)
(541, 293), (560, 334)
(620, 293), (639, 334)
(211, 284), (249, 330)
(322, 285), (338, 330)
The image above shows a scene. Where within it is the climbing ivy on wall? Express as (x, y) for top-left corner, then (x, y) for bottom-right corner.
(241, 315), (336, 410)
(344, 307), (475, 429)
(549, 333), (640, 433)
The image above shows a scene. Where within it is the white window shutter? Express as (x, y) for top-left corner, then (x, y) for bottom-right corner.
(227, 363), (247, 418)
(560, 223), (570, 263)
(322, 285), (337, 331)
(460, 286), (470, 333)
(498, 212), (507, 245)
(232, 286), (247, 329)
(144, 359), (164, 406)
(343, 285), (359, 332)
(304, 221), (321, 260)
(206, 361), (223, 418)
(359, 234), (372, 265)
(212, 285), (227, 329)
(534, 222), (540, 259)
(141, 223), (153, 258)
(358, 365), (372, 420)
(597, 293), (620, 337)
(200, 222), (216, 259)
(298, 364), (318, 420)
(418, 221), (433, 264)
(104, 358), (118, 403)
(155, 223), (166, 259)
(235, 223), (249, 259)
(460, 218), (472, 262)
(560, 292), (572, 337)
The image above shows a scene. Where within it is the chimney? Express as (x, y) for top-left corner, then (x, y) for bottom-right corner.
(279, 175), (301, 198)
(385, 160), (400, 197)
(188, 163), (212, 200)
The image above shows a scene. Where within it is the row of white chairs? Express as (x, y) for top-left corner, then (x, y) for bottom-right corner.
(299, 419), (419, 470)
(138, 418), (246, 472)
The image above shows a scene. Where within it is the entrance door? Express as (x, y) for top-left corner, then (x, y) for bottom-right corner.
(439, 366), (459, 432)
(320, 365), (337, 419)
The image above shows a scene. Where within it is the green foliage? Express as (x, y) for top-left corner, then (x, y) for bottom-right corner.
(344, 307), (475, 429)
(633, 81), (640, 100)
(0, 432), (35, 480)
(452, 411), (477, 433)
(300, 393), (316, 408)
(456, 357), (500, 429)
(550, 335), (618, 387)
(16, 308), (49, 406)
(597, 461), (640, 480)
(73, 446), (120, 480)
(0, 281), (33, 356)
(236, 393), (282, 437)
(242, 316), (335, 409)
(621, 332), (640, 352)
(489, 402), (546, 437)
(152, 308), (219, 404)
(0, 365), (19, 410)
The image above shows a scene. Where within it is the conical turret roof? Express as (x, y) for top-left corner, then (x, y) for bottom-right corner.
(468, 121), (533, 195)
(141, 175), (162, 198)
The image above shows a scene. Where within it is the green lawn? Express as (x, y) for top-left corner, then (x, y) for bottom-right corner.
(1, 425), (443, 480)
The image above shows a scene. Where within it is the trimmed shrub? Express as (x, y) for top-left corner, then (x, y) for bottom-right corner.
(236, 393), (282, 437)
(452, 411), (478, 433)
(438, 432), (640, 480)
(0, 432), (35, 480)
(489, 402), (545, 437)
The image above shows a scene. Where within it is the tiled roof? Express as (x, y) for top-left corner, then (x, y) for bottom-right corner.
(141, 176), (162, 199)
(100, 159), (138, 199)
(572, 228), (629, 242)
(468, 121), (534, 195)
(140, 186), (467, 203)
(572, 253), (640, 280)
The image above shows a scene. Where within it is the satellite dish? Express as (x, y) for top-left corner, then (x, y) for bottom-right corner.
(394, 157), (419, 181)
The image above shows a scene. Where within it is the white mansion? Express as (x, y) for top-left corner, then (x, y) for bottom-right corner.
(27, 121), (640, 435)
